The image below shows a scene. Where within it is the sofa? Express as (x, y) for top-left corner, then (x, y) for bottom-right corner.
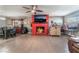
(68, 36), (79, 53)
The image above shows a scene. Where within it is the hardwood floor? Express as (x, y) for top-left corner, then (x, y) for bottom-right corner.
(0, 34), (69, 53)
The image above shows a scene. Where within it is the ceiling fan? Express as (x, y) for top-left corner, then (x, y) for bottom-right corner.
(23, 5), (43, 14)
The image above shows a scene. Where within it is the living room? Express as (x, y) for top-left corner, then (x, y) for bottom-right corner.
(0, 5), (79, 53)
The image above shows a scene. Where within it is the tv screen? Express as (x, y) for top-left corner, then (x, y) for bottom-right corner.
(34, 15), (46, 23)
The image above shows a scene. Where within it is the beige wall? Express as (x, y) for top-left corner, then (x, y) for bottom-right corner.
(6, 18), (13, 27)
(24, 17), (32, 29)
(6, 17), (32, 29)
(6, 16), (63, 29)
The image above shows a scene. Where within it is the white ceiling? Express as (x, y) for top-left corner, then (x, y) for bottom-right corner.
(0, 5), (79, 18)
(39, 5), (79, 16)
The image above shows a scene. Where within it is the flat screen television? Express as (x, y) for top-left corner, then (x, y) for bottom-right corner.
(34, 15), (46, 23)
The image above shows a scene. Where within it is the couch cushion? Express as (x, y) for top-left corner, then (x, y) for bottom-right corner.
(70, 36), (79, 42)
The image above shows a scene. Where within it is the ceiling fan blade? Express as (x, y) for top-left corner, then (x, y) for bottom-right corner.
(36, 10), (43, 12)
(26, 11), (31, 13)
(23, 6), (30, 9)
(31, 5), (37, 10)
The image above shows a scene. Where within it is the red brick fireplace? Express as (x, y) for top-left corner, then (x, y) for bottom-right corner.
(32, 15), (48, 35)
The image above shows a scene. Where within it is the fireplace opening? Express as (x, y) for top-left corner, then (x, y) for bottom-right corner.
(36, 27), (44, 33)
